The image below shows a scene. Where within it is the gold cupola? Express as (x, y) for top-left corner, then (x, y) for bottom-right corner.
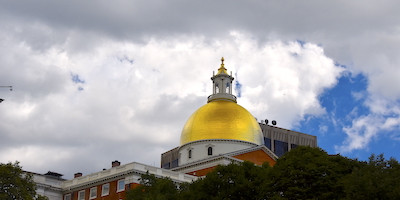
(180, 58), (263, 146)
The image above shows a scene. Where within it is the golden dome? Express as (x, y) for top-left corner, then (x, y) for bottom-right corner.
(180, 100), (263, 146)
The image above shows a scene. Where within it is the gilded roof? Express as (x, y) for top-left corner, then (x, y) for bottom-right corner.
(216, 57), (228, 75)
(180, 100), (263, 145)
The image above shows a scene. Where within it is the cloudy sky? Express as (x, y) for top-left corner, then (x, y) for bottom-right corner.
(1, 1), (400, 179)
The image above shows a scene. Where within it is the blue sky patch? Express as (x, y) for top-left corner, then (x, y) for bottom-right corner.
(71, 73), (85, 84)
(234, 72), (242, 98)
(117, 55), (134, 64)
(295, 71), (371, 158)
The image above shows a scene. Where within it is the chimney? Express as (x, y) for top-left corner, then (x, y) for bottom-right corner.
(112, 160), (121, 167)
(74, 172), (82, 178)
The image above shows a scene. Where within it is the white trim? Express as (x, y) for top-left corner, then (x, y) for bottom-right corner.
(179, 139), (257, 151)
(117, 179), (125, 192)
(205, 143), (215, 147)
(89, 186), (97, 199)
(78, 190), (85, 200)
(62, 162), (196, 191)
(101, 183), (110, 196)
(64, 194), (71, 200)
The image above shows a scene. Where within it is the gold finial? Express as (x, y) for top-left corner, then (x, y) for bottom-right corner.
(217, 57), (228, 75)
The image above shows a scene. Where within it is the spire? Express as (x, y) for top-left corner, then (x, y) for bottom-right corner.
(216, 57), (228, 75)
(208, 57), (237, 103)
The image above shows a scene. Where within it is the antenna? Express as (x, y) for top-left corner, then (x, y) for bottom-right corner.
(0, 86), (12, 103)
(0, 86), (12, 91)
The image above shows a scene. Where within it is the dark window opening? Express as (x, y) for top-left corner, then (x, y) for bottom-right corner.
(172, 159), (179, 168)
(207, 147), (213, 155)
(274, 140), (288, 157)
(264, 137), (271, 150)
(188, 150), (192, 158)
(291, 144), (298, 149)
(162, 162), (170, 169)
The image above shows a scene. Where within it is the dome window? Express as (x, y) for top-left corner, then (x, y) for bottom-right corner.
(188, 150), (192, 159)
(207, 147), (213, 155)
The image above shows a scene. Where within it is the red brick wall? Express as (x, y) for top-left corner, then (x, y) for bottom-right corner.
(187, 166), (217, 177)
(66, 179), (141, 200)
(232, 149), (276, 166)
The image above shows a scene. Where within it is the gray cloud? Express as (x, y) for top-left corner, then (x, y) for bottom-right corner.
(2, 0), (400, 178)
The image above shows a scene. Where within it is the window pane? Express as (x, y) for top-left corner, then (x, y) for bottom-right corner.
(118, 180), (125, 191)
(207, 147), (213, 155)
(162, 162), (170, 169)
(102, 183), (109, 196)
(274, 140), (288, 157)
(171, 159), (178, 168)
(78, 191), (85, 200)
(64, 194), (71, 200)
(264, 137), (271, 150)
(90, 187), (97, 198)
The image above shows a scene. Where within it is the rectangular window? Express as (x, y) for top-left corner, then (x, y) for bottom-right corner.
(90, 187), (97, 199)
(78, 190), (85, 200)
(162, 162), (170, 169)
(291, 144), (298, 150)
(274, 140), (288, 157)
(64, 194), (71, 200)
(171, 159), (179, 168)
(117, 180), (125, 192)
(102, 183), (110, 196)
(264, 137), (271, 150)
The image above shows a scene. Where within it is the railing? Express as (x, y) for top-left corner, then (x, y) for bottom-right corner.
(62, 162), (197, 188)
(207, 93), (237, 103)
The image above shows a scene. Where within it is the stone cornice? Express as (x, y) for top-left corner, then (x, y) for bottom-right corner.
(179, 139), (257, 151)
(225, 145), (278, 160)
(172, 145), (277, 173)
(172, 155), (243, 172)
(62, 162), (197, 192)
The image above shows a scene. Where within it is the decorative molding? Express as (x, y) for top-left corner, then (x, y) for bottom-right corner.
(225, 145), (278, 160)
(179, 139), (257, 151)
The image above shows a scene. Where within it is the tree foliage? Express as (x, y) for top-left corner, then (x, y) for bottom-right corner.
(180, 161), (270, 200)
(126, 147), (400, 200)
(264, 146), (362, 199)
(342, 154), (400, 200)
(0, 161), (48, 200)
(125, 171), (178, 200)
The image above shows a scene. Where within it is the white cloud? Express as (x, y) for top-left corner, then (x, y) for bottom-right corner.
(2, 0), (400, 177)
(336, 94), (400, 153)
(236, 39), (343, 128)
(0, 27), (344, 178)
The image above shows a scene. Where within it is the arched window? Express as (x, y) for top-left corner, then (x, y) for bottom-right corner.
(216, 83), (219, 93)
(226, 83), (230, 93)
(188, 150), (192, 159)
(207, 147), (213, 155)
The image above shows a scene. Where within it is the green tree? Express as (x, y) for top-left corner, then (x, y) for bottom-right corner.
(342, 154), (400, 200)
(0, 161), (48, 200)
(264, 146), (362, 199)
(125, 171), (179, 200)
(180, 161), (270, 200)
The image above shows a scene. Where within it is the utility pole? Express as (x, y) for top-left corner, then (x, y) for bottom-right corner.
(0, 86), (12, 103)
